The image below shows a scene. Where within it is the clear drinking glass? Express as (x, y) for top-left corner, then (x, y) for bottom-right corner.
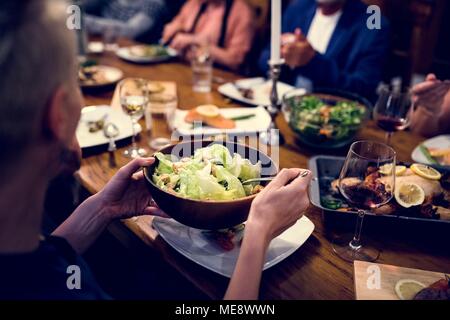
(332, 140), (396, 262)
(373, 86), (413, 145)
(103, 24), (119, 52)
(191, 45), (212, 93)
(145, 93), (177, 150)
(119, 78), (148, 158)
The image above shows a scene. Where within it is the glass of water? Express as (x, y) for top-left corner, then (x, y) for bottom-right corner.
(191, 45), (213, 93)
(145, 93), (178, 150)
(103, 24), (120, 52)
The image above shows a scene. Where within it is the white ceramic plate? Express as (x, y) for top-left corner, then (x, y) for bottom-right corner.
(76, 105), (142, 149)
(411, 135), (450, 167)
(218, 77), (296, 106)
(116, 46), (177, 64)
(87, 41), (105, 54)
(173, 106), (272, 137)
(79, 65), (123, 88)
(152, 216), (315, 277)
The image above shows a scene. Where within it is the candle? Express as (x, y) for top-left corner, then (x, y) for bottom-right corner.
(270, 0), (281, 64)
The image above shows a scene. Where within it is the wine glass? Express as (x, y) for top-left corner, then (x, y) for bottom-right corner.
(332, 140), (396, 262)
(373, 86), (413, 145)
(119, 78), (148, 158)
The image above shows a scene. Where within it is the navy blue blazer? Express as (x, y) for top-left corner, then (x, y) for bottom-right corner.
(259, 0), (390, 101)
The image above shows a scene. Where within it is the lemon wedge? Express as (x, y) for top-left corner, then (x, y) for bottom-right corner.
(410, 163), (442, 180)
(394, 182), (425, 208)
(196, 104), (220, 118)
(379, 164), (407, 176)
(395, 279), (426, 300)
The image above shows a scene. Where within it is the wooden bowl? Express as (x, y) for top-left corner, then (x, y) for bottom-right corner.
(143, 140), (278, 230)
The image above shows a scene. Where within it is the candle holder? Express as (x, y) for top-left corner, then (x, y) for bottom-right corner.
(260, 59), (285, 146)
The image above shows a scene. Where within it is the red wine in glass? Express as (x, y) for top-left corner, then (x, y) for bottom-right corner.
(375, 115), (409, 133)
(332, 140), (396, 262)
(340, 183), (391, 210)
(373, 86), (412, 145)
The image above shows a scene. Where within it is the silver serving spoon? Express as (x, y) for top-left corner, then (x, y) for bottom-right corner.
(242, 170), (309, 185)
(103, 123), (120, 168)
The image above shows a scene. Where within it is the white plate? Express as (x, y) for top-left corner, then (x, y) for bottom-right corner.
(87, 41), (104, 54)
(218, 77), (297, 106)
(116, 46), (177, 64)
(152, 216), (314, 277)
(76, 105), (142, 149)
(411, 135), (450, 167)
(79, 65), (123, 88)
(173, 106), (272, 137)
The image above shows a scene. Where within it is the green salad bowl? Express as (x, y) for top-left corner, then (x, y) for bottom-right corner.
(143, 140), (278, 230)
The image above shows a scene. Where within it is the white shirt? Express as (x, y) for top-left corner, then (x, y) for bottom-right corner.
(307, 9), (342, 54)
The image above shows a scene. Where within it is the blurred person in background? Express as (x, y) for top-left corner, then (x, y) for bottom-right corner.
(80, 0), (170, 44)
(259, 0), (390, 101)
(0, 0), (311, 300)
(161, 0), (255, 71)
(410, 74), (450, 137)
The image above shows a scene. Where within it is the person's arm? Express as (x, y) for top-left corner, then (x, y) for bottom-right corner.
(225, 168), (312, 300)
(84, 13), (154, 40)
(84, 0), (166, 40)
(161, 0), (193, 44)
(207, 2), (255, 70)
(52, 158), (165, 254)
(300, 24), (389, 98)
(224, 225), (268, 299)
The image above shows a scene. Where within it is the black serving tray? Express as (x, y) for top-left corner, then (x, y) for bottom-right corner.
(308, 155), (450, 225)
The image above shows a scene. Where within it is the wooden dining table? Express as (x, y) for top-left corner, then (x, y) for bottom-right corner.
(78, 43), (450, 300)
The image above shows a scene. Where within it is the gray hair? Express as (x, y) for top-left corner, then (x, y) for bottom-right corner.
(0, 0), (77, 165)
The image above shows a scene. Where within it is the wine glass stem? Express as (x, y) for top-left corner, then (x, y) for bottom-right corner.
(131, 117), (137, 150)
(349, 209), (365, 250)
(385, 132), (393, 145)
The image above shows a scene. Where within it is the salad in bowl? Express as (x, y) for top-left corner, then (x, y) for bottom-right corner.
(143, 141), (277, 229)
(283, 90), (368, 149)
(152, 144), (264, 201)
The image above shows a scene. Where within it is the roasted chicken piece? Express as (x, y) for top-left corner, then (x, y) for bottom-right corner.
(379, 169), (443, 199)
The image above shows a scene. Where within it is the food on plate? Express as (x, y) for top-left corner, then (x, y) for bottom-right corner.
(395, 279), (426, 300)
(288, 95), (366, 142)
(185, 105), (236, 129)
(129, 45), (170, 58)
(78, 65), (108, 86)
(379, 164), (406, 176)
(414, 275), (450, 300)
(324, 163), (450, 221)
(420, 145), (450, 166)
(147, 82), (165, 94)
(234, 85), (254, 100)
(202, 224), (245, 251)
(152, 144), (263, 201)
(410, 163), (442, 180)
(394, 182), (425, 208)
(86, 115), (107, 133)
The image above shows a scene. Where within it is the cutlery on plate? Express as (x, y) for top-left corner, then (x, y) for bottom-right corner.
(241, 170), (310, 185)
(103, 123), (120, 168)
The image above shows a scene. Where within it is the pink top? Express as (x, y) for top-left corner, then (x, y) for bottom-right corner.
(167, 0), (255, 70)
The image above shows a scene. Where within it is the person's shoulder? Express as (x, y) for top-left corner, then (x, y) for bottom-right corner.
(287, 0), (316, 11)
(349, 0), (390, 29)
